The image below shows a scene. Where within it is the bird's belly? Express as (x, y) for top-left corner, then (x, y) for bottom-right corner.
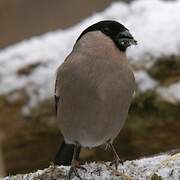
(58, 62), (134, 147)
(58, 94), (129, 148)
(62, 116), (126, 148)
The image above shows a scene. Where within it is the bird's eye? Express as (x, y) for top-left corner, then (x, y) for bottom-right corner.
(102, 27), (111, 35)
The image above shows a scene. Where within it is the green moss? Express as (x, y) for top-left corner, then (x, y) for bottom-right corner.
(129, 91), (179, 122)
(116, 91), (180, 159)
(124, 91), (180, 141)
(148, 55), (180, 85)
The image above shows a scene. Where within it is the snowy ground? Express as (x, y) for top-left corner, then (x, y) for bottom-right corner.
(0, 0), (180, 110)
(2, 152), (180, 180)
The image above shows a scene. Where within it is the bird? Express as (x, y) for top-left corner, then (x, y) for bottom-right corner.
(54, 20), (137, 179)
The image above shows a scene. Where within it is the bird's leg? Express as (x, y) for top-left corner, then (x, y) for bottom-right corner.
(68, 144), (86, 180)
(108, 142), (124, 169)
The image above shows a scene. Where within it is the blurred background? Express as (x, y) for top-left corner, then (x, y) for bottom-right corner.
(0, 0), (179, 177)
(0, 0), (113, 48)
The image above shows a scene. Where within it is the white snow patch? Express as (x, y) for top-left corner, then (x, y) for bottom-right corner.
(134, 70), (158, 92)
(0, 0), (180, 108)
(3, 153), (180, 180)
(157, 82), (180, 103)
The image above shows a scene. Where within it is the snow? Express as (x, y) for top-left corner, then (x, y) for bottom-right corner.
(157, 82), (180, 103)
(134, 70), (158, 92)
(103, 0), (180, 63)
(3, 153), (180, 179)
(0, 0), (180, 108)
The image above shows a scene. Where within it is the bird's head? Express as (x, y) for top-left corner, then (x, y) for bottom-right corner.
(77, 20), (137, 52)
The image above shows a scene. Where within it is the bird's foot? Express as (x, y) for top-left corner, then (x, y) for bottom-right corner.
(106, 142), (124, 169)
(102, 161), (132, 179)
(110, 158), (124, 170)
(68, 160), (87, 180)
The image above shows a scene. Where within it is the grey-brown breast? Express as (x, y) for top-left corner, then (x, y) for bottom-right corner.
(55, 32), (135, 147)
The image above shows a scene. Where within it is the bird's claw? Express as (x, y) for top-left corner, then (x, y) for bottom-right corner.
(110, 158), (124, 170)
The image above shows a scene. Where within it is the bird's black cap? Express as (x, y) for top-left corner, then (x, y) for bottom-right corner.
(77, 20), (137, 52)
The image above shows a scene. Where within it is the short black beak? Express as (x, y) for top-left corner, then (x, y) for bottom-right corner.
(119, 30), (137, 45)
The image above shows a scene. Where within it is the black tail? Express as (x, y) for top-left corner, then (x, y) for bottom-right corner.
(54, 141), (74, 166)
(54, 141), (81, 166)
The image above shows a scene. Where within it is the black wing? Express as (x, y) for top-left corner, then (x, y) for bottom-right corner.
(54, 78), (60, 115)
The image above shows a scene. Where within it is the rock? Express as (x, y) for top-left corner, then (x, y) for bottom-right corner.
(2, 151), (180, 180)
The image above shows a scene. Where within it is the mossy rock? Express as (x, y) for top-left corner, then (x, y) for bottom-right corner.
(129, 91), (179, 121)
(148, 55), (180, 85)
